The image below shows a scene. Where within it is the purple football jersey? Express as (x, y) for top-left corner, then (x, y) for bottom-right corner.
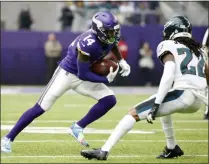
(59, 30), (114, 75)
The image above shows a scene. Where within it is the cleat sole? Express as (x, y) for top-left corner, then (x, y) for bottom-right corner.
(80, 151), (107, 161)
(80, 151), (93, 160)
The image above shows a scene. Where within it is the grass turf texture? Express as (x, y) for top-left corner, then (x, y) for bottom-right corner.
(1, 94), (208, 163)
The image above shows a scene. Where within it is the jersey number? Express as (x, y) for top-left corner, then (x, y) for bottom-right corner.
(83, 35), (95, 46)
(177, 48), (205, 77)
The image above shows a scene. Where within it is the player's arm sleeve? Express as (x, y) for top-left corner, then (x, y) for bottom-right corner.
(156, 41), (173, 62)
(154, 53), (176, 105)
(205, 62), (209, 86)
(202, 28), (209, 46)
(76, 43), (108, 83)
(202, 29), (209, 61)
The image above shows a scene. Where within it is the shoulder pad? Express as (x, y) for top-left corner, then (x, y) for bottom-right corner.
(157, 40), (175, 59)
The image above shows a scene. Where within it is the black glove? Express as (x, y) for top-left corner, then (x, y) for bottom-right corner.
(146, 103), (160, 124)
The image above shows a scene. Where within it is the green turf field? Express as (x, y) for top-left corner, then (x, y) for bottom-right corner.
(1, 93), (208, 163)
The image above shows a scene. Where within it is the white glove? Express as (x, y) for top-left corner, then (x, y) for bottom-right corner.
(146, 103), (160, 124)
(119, 59), (131, 77)
(146, 114), (154, 124)
(106, 64), (119, 83)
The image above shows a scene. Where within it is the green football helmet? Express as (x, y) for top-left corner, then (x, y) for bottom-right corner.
(163, 16), (192, 40)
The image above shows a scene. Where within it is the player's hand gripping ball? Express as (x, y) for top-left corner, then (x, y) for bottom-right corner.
(91, 59), (118, 76)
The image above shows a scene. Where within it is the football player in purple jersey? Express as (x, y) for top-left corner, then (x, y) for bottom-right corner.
(1, 11), (130, 153)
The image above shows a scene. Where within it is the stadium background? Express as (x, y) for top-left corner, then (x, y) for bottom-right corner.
(1, 1), (208, 85)
(1, 1), (208, 163)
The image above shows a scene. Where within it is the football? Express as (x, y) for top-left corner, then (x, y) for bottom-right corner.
(91, 59), (118, 76)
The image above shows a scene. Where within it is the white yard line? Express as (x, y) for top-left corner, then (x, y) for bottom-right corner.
(0, 86), (159, 95)
(1, 125), (208, 135)
(0, 125), (155, 134)
(1, 120), (207, 123)
(1, 155), (208, 158)
(14, 139), (208, 143)
(1, 107), (204, 113)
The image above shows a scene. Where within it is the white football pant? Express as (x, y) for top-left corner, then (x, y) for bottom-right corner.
(38, 66), (114, 111)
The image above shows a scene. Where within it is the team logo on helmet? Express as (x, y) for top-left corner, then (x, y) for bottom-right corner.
(91, 11), (120, 44)
(163, 16), (192, 40)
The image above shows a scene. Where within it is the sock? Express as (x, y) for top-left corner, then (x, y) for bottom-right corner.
(6, 103), (45, 141)
(101, 115), (136, 152)
(160, 115), (176, 149)
(204, 105), (209, 116)
(77, 95), (116, 128)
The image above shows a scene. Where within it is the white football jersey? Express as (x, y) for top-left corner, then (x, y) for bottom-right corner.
(157, 40), (207, 90)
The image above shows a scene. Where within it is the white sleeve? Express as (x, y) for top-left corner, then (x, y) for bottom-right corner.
(155, 61), (176, 104)
(202, 28), (209, 46)
(156, 41), (173, 61)
(202, 47), (208, 62)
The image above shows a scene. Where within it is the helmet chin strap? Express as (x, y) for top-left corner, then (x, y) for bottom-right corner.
(171, 32), (192, 39)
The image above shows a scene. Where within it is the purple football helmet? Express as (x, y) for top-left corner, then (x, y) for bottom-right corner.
(91, 11), (120, 44)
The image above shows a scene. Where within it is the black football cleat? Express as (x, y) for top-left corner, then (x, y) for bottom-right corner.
(203, 114), (209, 120)
(156, 145), (184, 159)
(80, 148), (109, 160)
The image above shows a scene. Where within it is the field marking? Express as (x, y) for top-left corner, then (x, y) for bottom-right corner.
(14, 139), (208, 143)
(1, 120), (207, 123)
(1, 125), (155, 134)
(1, 86), (159, 95)
(1, 125), (208, 135)
(1, 107), (204, 113)
(2, 105), (135, 111)
(63, 105), (132, 110)
(1, 155), (208, 159)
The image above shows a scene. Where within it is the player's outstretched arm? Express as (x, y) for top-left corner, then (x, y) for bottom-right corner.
(155, 53), (175, 104)
(147, 53), (175, 123)
(205, 62), (209, 85)
(77, 50), (109, 83)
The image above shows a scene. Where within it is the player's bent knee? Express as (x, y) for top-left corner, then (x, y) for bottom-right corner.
(100, 95), (117, 108)
(38, 102), (50, 111)
(109, 95), (117, 107)
(128, 108), (139, 121)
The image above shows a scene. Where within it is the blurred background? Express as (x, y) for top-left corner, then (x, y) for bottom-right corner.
(1, 1), (208, 86)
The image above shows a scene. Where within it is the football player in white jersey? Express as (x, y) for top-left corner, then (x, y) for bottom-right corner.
(80, 16), (209, 160)
(202, 28), (209, 119)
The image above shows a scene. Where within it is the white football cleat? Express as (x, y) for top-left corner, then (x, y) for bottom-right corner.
(1, 137), (12, 153)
